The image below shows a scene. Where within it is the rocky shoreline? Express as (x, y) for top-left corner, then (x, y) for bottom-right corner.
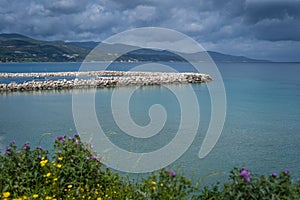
(0, 71), (212, 92)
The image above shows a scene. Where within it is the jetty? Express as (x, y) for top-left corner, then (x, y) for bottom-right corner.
(0, 71), (212, 92)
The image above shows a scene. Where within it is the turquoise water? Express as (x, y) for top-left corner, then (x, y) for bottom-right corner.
(0, 62), (300, 183)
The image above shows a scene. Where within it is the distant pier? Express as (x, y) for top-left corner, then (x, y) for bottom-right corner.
(0, 71), (212, 92)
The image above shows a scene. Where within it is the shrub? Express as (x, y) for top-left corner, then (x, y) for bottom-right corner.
(0, 135), (299, 199)
(0, 135), (138, 199)
(221, 167), (300, 200)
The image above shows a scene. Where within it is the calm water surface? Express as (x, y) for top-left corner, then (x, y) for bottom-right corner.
(0, 62), (299, 183)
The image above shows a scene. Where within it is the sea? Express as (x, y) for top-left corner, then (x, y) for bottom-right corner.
(0, 61), (300, 184)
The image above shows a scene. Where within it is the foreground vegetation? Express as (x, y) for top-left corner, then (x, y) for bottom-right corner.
(1, 134), (299, 199)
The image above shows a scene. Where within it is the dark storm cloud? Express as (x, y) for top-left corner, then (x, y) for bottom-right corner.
(44, 0), (89, 14)
(0, 0), (299, 61)
(244, 1), (300, 24)
(243, 1), (300, 41)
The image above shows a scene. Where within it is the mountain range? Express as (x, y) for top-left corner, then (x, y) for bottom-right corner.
(0, 33), (268, 63)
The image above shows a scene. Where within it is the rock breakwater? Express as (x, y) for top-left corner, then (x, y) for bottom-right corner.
(0, 71), (211, 92)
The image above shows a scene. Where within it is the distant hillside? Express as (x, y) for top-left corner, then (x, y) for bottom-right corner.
(0, 33), (268, 63)
(115, 49), (267, 63)
(0, 33), (89, 62)
(207, 51), (267, 62)
(66, 41), (99, 49)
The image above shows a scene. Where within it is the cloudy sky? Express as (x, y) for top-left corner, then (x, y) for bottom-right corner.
(0, 0), (299, 61)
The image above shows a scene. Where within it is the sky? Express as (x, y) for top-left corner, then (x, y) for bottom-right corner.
(0, 0), (300, 61)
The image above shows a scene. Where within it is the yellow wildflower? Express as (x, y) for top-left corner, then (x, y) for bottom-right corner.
(97, 198), (102, 200)
(67, 184), (73, 189)
(58, 157), (63, 161)
(160, 183), (164, 187)
(56, 164), (62, 168)
(40, 159), (48, 167)
(53, 178), (58, 181)
(151, 181), (156, 185)
(45, 196), (52, 200)
(46, 172), (51, 177)
(32, 194), (39, 199)
(3, 192), (10, 198)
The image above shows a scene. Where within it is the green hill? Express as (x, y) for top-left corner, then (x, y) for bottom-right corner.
(0, 33), (89, 62)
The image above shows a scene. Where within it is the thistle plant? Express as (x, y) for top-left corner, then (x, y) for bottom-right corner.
(1, 135), (299, 199)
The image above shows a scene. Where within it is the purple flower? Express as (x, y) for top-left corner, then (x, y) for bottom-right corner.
(75, 140), (80, 145)
(168, 169), (176, 177)
(86, 156), (90, 160)
(271, 172), (277, 177)
(5, 146), (11, 154)
(74, 133), (80, 138)
(92, 155), (97, 160)
(23, 142), (30, 150)
(36, 146), (42, 149)
(56, 135), (64, 140)
(57, 150), (62, 154)
(284, 169), (290, 174)
(61, 139), (65, 144)
(38, 154), (42, 159)
(240, 168), (251, 182)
